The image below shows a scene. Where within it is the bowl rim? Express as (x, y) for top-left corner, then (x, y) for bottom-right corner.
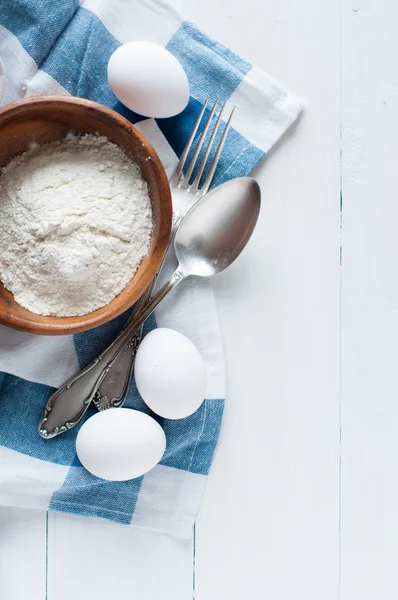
(0, 95), (172, 335)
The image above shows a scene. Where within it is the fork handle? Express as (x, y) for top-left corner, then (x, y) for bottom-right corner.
(93, 212), (183, 411)
(92, 279), (155, 411)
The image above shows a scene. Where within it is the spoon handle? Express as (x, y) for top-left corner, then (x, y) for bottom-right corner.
(93, 212), (182, 411)
(38, 268), (185, 439)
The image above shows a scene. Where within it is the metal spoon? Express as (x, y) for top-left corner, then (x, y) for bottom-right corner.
(38, 177), (261, 439)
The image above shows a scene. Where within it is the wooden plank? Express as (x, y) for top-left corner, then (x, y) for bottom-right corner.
(184, 0), (342, 598)
(0, 507), (47, 600)
(46, 512), (193, 600)
(340, 1), (398, 598)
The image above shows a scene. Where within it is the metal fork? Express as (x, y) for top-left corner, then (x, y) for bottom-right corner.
(171, 98), (235, 195)
(93, 99), (234, 411)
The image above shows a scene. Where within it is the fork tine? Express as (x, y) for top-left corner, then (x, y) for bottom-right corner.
(179, 99), (218, 188)
(190, 102), (226, 194)
(199, 106), (235, 196)
(170, 99), (208, 187)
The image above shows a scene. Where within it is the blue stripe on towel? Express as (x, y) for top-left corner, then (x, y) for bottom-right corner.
(0, 0), (143, 123)
(49, 465), (142, 524)
(160, 399), (224, 475)
(0, 0), (79, 67)
(0, 372), (79, 464)
(40, 7), (120, 106)
(157, 97), (265, 187)
(166, 21), (252, 105)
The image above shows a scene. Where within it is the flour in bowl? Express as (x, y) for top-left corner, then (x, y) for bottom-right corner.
(0, 134), (153, 316)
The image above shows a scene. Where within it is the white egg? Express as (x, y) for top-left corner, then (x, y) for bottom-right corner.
(108, 41), (190, 118)
(135, 328), (206, 419)
(76, 408), (166, 481)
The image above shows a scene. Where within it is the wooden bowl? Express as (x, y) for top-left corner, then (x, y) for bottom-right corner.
(0, 96), (172, 335)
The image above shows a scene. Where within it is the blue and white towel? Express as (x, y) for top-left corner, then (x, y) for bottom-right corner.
(0, 0), (302, 538)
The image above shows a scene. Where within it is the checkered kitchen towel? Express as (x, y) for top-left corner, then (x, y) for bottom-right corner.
(0, 0), (302, 538)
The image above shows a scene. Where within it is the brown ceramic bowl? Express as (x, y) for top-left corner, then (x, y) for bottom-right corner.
(0, 96), (172, 335)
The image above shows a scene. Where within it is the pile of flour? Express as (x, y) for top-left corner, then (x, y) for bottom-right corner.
(0, 134), (153, 316)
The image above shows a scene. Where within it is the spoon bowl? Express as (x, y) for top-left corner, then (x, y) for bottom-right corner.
(175, 177), (261, 277)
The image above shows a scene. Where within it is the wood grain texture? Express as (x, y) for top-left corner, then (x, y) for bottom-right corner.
(46, 512), (193, 600)
(0, 96), (172, 335)
(178, 0), (342, 598)
(340, 1), (398, 599)
(0, 508), (47, 600)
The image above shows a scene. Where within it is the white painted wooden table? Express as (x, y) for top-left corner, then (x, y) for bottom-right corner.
(1, 0), (397, 598)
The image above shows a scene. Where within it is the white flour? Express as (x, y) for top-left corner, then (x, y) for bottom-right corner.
(0, 134), (153, 316)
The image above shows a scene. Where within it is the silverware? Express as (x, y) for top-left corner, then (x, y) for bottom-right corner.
(38, 177), (261, 439)
(93, 98), (234, 412)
